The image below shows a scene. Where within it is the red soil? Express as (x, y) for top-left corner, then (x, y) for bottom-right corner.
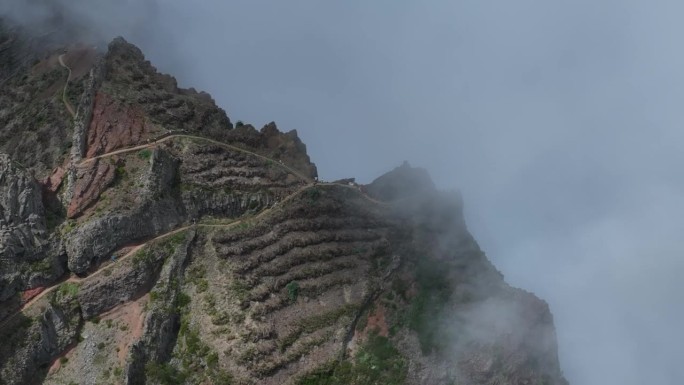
(356, 303), (390, 341)
(85, 92), (158, 158)
(67, 160), (116, 218)
(20, 287), (45, 303)
(100, 295), (148, 365)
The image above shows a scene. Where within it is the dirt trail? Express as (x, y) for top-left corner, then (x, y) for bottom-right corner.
(79, 134), (313, 182)
(57, 54), (76, 118)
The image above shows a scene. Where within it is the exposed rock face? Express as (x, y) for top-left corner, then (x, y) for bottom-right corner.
(103, 37), (232, 138)
(0, 154), (49, 301)
(85, 92), (160, 157)
(0, 285), (82, 385)
(67, 160), (116, 218)
(0, 21), (568, 385)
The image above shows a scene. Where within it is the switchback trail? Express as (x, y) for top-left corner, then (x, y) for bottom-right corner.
(58, 54), (76, 118)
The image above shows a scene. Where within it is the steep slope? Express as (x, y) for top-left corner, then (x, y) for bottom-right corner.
(0, 20), (568, 385)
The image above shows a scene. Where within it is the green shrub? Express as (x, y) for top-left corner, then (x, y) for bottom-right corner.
(296, 333), (406, 385)
(196, 279), (209, 293)
(138, 149), (152, 159)
(306, 188), (321, 202)
(206, 352), (219, 368)
(132, 248), (153, 267)
(286, 281), (300, 302)
(230, 280), (250, 300)
(115, 166), (127, 181)
(58, 282), (79, 297)
(61, 220), (76, 235)
(145, 362), (187, 385)
(176, 292), (191, 310)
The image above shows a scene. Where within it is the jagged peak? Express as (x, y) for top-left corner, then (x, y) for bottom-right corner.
(365, 161), (436, 202)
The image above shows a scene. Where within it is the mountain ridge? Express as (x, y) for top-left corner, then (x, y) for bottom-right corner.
(0, 21), (568, 385)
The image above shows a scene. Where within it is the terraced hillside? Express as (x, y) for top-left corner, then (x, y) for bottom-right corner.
(0, 19), (569, 385)
(181, 185), (396, 384)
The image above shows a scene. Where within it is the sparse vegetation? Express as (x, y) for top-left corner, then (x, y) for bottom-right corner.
(60, 220), (76, 236)
(138, 149), (152, 159)
(306, 187), (322, 202)
(405, 258), (453, 353)
(176, 292), (191, 311)
(150, 315), (233, 384)
(28, 258), (52, 274)
(296, 333), (406, 385)
(132, 248), (153, 268)
(230, 279), (250, 300)
(58, 282), (80, 297)
(279, 304), (359, 352)
(196, 279), (209, 293)
(187, 265), (206, 283)
(145, 362), (188, 385)
(115, 165), (127, 182)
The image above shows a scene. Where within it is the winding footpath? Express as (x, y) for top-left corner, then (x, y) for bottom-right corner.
(57, 54), (76, 119)
(80, 134), (313, 183)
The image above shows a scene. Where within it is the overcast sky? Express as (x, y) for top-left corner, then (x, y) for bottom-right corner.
(4, 1), (684, 384)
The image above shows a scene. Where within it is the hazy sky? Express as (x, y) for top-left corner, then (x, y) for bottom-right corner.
(4, 1), (684, 384)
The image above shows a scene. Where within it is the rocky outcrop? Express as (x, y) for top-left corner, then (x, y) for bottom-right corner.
(141, 147), (179, 198)
(41, 166), (66, 194)
(227, 122), (318, 180)
(67, 160), (116, 218)
(103, 37), (232, 139)
(102, 37), (317, 180)
(124, 230), (196, 385)
(65, 198), (184, 274)
(0, 286), (82, 385)
(177, 141), (306, 219)
(365, 161), (436, 202)
(0, 154), (49, 301)
(79, 230), (195, 322)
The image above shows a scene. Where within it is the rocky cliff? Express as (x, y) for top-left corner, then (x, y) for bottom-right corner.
(0, 18), (568, 385)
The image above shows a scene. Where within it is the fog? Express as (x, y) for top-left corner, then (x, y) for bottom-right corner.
(3, 1), (684, 384)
